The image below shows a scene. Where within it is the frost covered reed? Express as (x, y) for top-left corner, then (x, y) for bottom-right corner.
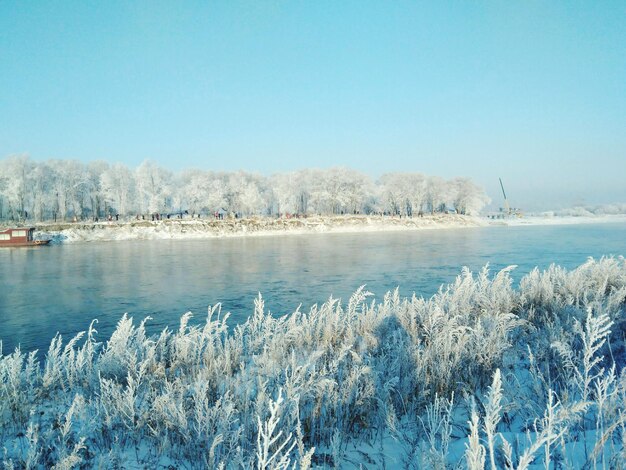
(1, 256), (625, 468)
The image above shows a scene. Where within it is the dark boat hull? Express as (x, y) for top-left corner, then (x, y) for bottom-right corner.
(0, 240), (51, 247)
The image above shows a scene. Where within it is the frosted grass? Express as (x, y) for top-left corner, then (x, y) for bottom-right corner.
(1, 257), (625, 468)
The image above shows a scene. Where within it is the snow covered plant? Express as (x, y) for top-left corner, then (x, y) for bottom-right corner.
(1, 258), (625, 468)
(255, 388), (314, 469)
(465, 369), (587, 470)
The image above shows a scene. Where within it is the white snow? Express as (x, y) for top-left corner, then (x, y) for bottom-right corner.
(34, 214), (487, 243)
(29, 213), (626, 244)
(486, 213), (626, 227)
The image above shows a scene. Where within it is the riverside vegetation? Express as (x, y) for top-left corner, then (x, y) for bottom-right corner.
(0, 156), (489, 223)
(32, 213), (483, 244)
(1, 257), (626, 468)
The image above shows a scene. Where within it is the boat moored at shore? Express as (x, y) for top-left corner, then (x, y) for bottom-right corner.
(0, 228), (51, 247)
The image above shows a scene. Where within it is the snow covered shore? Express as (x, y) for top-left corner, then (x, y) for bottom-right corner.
(4, 213), (625, 244)
(487, 213), (626, 227)
(28, 214), (486, 243)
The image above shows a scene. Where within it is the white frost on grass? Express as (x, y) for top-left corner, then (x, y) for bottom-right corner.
(33, 214), (486, 244)
(25, 213), (626, 245)
(1, 257), (626, 468)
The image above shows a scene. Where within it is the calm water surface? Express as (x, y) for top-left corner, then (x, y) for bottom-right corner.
(1, 223), (625, 354)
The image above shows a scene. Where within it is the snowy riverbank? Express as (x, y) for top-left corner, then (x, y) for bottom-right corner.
(487, 213), (626, 227)
(6, 213), (626, 244)
(25, 214), (485, 243)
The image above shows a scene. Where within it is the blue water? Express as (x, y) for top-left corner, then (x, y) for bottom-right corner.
(1, 223), (625, 354)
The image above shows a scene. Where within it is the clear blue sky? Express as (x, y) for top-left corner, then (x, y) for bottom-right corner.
(1, 1), (625, 209)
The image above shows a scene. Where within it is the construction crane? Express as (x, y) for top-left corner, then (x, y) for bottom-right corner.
(499, 177), (511, 215)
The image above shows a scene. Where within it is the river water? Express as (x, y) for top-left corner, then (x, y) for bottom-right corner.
(1, 223), (625, 354)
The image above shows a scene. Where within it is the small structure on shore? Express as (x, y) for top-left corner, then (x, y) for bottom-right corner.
(488, 178), (523, 219)
(0, 228), (51, 247)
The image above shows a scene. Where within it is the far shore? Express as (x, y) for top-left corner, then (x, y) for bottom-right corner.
(10, 214), (485, 243)
(3, 213), (626, 243)
(488, 213), (626, 227)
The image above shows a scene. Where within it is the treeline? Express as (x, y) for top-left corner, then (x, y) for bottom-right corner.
(0, 156), (490, 222)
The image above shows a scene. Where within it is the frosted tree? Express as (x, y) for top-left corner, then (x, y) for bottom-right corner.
(135, 160), (172, 214)
(241, 173), (269, 216)
(306, 167), (370, 215)
(425, 176), (449, 213)
(407, 173), (427, 215)
(0, 155), (491, 220)
(341, 168), (372, 214)
(324, 167), (352, 214)
(379, 173), (404, 215)
(0, 159), (10, 219)
(206, 175), (228, 213)
(38, 159), (94, 220)
(62, 160), (93, 220)
(284, 169), (316, 215)
(179, 170), (229, 215)
(170, 172), (186, 214)
(0, 162), (6, 218)
(223, 171), (268, 216)
(306, 169), (331, 215)
(86, 161), (109, 218)
(101, 163), (135, 217)
(47, 159), (72, 221)
(179, 170), (209, 215)
(0, 155), (32, 220)
(270, 172), (300, 216)
(29, 162), (51, 221)
(379, 172), (427, 216)
(451, 177), (490, 215)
